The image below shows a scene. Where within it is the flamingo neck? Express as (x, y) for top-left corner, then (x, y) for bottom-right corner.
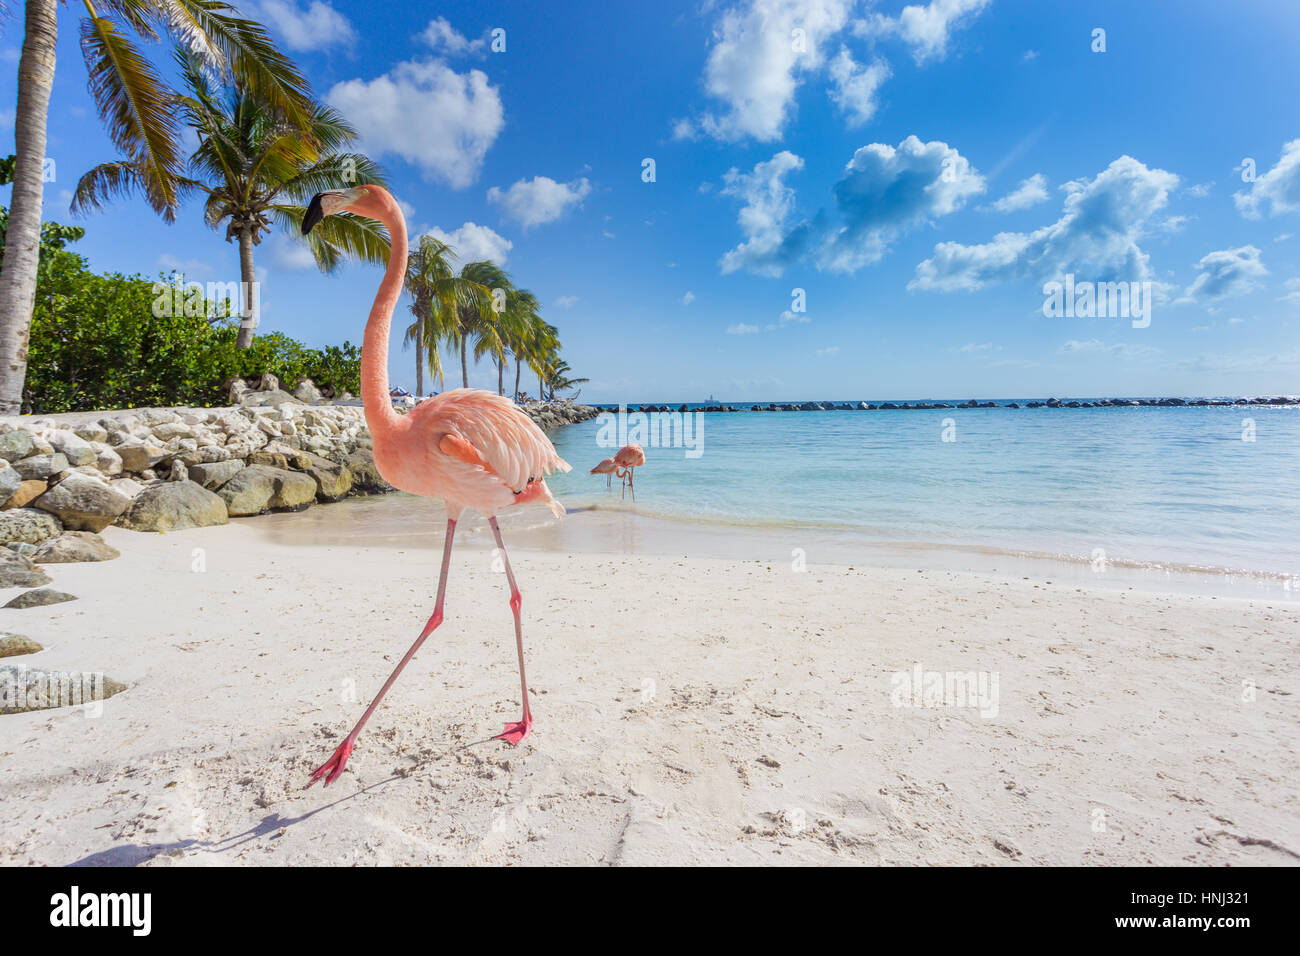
(361, 193), (407, 436)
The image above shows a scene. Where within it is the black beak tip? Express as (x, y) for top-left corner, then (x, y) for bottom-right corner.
(302, 193), (325, 235)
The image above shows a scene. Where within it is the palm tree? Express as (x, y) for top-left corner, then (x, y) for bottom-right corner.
(0, 0), (313, 411)
(72, 50), (388, 347)
(458, 260), (511, 390)
(542, 357), (589, 401)
(402, 235), (485, 395)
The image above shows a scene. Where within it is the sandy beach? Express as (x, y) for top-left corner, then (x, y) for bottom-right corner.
(2, 504), (1297, 866)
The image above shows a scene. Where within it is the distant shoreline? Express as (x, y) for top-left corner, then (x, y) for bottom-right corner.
(591, 395), (1299, 412)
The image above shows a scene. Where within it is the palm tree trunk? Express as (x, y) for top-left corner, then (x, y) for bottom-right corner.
(514, 357), (522, 403)
(0, 0), (58, 414)
(497, 356), (504, 396)
(415, 315), (424, 397)
(235, 227), (258, 349)
(460, 335), (469, 388)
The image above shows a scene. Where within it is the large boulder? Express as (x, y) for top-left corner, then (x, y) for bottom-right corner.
(117, 480), (229, 532)
(32, 473), (132, 533)
(113, 437), (167, 473)
(344, 451), (393, 495)
(12, 453), (68, 481)
(0, 549), (52, 588)
(0, 633), (42, 658)
(216, 466), (274, 516)
(0, 508), (62, 545)
(0, 462), (22, 503)
(2, 480), (46, 511)
(32, 531), (120, 563)
(0, 665), (124, 713)
(45, 430), (96, 467)
(259, 465), (317, 510)
(300, 452), (353, 501)
(241, 389), (304, 408)
(292, 378), (323, 403)
(4, 588), (76, 609)
(0, 430), (34, 462)
(189, 459), (244, 490)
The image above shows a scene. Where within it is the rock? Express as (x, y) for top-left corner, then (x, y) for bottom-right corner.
(113, 438), (166, 473)
(94, 444), (124, 476)
(0, 462), (21, 503)
(189, 459), (244, 490)
(258, 465), (317, 510)
(240, 388), (304, 408)
(292, 378), (323, 403)
(247, 450), (290, 469)
(0, 550), (53, 587)
(32, 531), (120, 563)
(216, 466), (275, 516)
(117, 481), (229, 532)
(227, 377), (250, 403)
(301, 452), (353, 501)
(169, 460), (189, 482)
(137, 409), (179, 426)
(12, 453), (69, 481)
(5, 541), (36, 557)
(73, 424), (109, 443)
(1, 665), (125, 713)
(0, 508), (62, 545)
(151, 422), (193, 441)
(344, 452), (393, 495)
(0, 633), (42, 658)
(45, 431), (96, 467)
(0, 430), (34, 462)
(258, 372), (281, 392)
(109, 477), (145, 499)
(32, 472), (132, 533)
(4, 588), (77, 609)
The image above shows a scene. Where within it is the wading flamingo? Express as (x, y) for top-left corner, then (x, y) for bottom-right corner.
(301, 185), (570, 788)
(590, 457), (617, 490)
(614, 443), (645, 501)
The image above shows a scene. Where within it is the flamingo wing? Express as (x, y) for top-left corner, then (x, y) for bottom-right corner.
(419, 388), (571, 491)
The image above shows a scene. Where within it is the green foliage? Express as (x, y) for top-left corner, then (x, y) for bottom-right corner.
(0, 156), (87, 279)
(24, 249), (359, 413)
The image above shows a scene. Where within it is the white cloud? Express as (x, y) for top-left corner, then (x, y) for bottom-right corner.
(1178, 245), (1268, 303)
(158, 253), (215, 276)
(1235, 139), (1300, 219)
(682, 291), (696, 305)
(254, 0), (355, 52)
(957, 342), (994, 352)
(1060, 339), (1161, 359)
(486, 176), (591, 228)
(859, 0), (992, 63)
(421, 16), (485, 56)
(911, 156), (1178, 293)
(1279, 278), (1300, 304)
(1186, 181), (1213, 198)
(982, 173), (1048, 213)
(424, 221), (513, 265)
(328, 60), (503, 188)
(816, 345), (840, 356)
(1022, 50), (1038, 62)
(718, 150), (805, 276)
(727, 323), (761, 334)
(827, 48), (890, 127)
(555, 295), (580, 308)
(680, 0), (853, 142)
(720, 136), (983, 276)
(269, 237), (316, 272)
(778, 309), (808, 324)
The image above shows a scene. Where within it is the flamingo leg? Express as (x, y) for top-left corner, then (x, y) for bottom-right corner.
(488, 516), (533, 745)
(627, 467), (636, 502)
(307, 518), (458, 787)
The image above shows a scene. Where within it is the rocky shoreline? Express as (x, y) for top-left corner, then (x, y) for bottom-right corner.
(0, 376), (600, 615)
(621, 395), (1300, 412)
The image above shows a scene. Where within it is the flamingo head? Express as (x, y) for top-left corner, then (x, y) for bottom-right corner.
(302, 185), (386, 234)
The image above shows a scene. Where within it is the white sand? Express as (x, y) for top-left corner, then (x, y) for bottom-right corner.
(1, 513), (1297, 866)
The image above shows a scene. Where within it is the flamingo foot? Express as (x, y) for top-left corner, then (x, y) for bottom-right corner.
(306, 737), (355, 788)
(494, 714), (533, 745)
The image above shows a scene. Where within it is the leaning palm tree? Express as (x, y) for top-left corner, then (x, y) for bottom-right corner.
(505, 289), (542, 402)
(402, 235), (486, 396)
(0, 0), (313, 411)
(542, 358), (589, 401)
(458, 260), (511, 390)
(72, 50), (389, 347)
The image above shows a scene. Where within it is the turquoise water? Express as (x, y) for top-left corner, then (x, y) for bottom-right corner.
(542, 405), (1300, 575)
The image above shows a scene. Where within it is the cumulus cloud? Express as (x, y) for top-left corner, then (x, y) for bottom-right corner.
(555, 295), (580, 308)
(1178, 245), (1268, 303)
(678, 0), (853, 142)
(1234, 139), (1300, 219)
(827, 48), (890, 127)
(981, 173), (1048, 213)
(328, 61), (503, 188)
(727, 323), (761, 334)
(255, 0), (355, 51)
(424, 221), (513, 265)
(682, 291), (696, 305)
(857, 0), (992, 63)
(270, 236), (316, 272)
(719, 136), (983, 276)
(910, 156), (1179, 293)
(718, 150), (806, 276)
(486, 176), (591, 229)
(421, 16), (485, 55)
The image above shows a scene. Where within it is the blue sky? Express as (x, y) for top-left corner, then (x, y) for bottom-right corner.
(2, 0), (1298, 402)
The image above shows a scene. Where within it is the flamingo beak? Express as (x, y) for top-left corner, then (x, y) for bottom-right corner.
(302, 187), (367, 235)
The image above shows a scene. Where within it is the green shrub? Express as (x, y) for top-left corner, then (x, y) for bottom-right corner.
(24, 249), (361, 413)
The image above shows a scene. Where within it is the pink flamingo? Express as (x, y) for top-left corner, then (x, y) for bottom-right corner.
(301, 185), (570, 787)
(590, 457), (617, 490)
(614, 443), (645, 501)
